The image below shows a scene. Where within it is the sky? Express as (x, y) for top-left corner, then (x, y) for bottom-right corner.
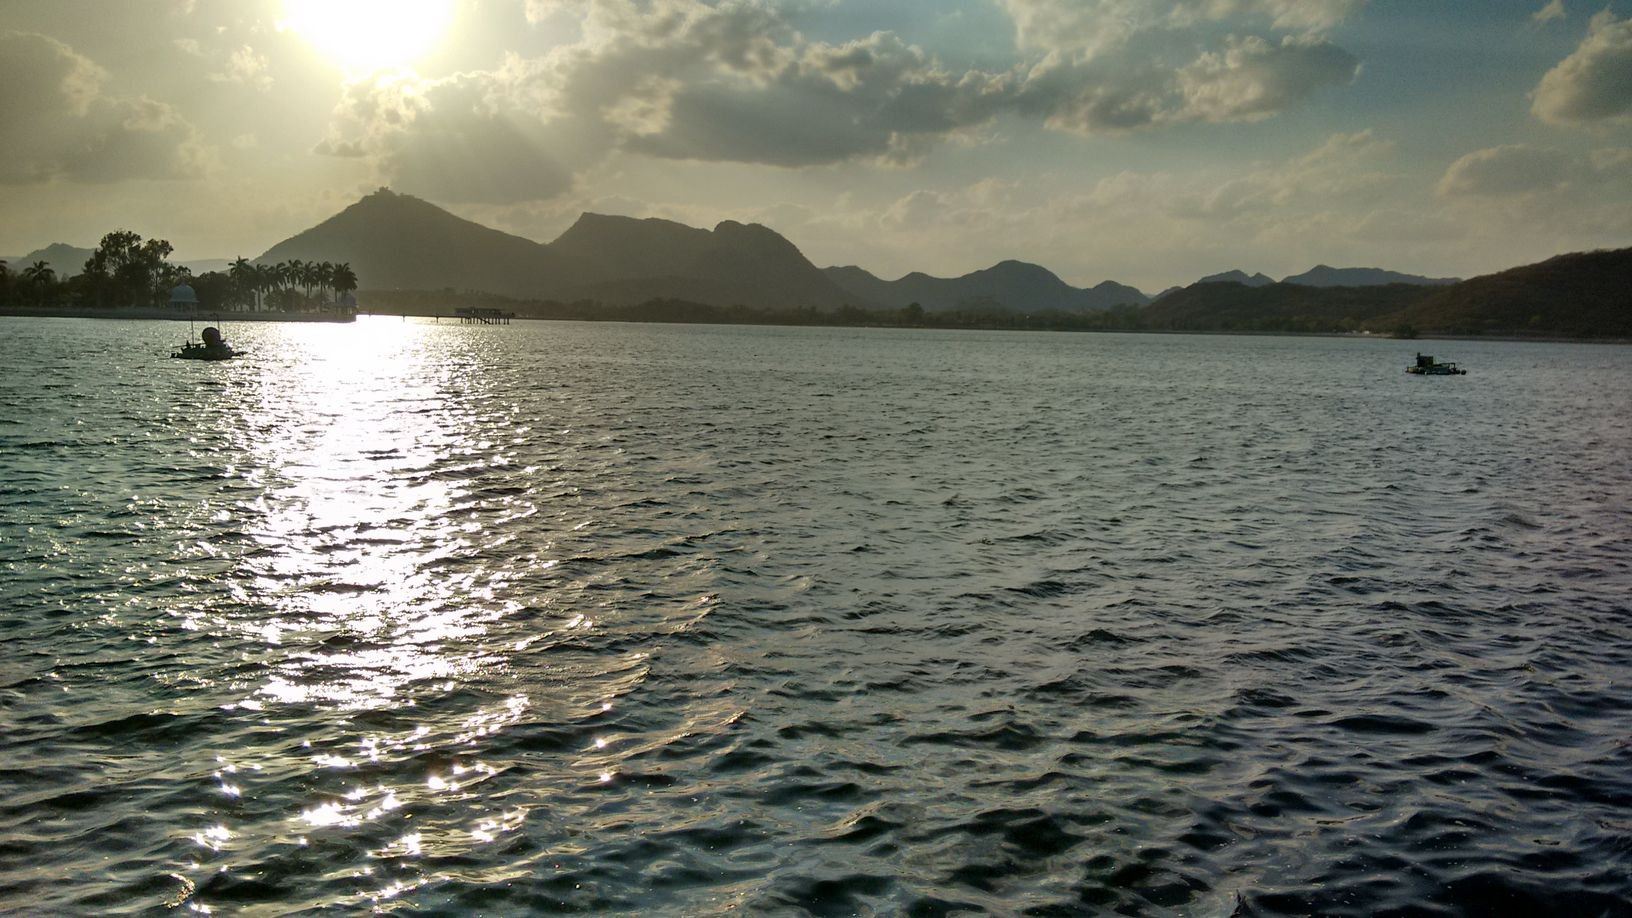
(2, 0), (1630, 293)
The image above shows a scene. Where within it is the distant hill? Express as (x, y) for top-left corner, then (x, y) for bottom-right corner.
(181, 258), (232, 276)
(6, 247), (232, 281)
(1281, 265), (1459, 287)
(1377, 247), (1632, 338)
(823, 259), (1148, 313)
(1197, 269), (1275, 287)
(259, 189), (865, 309)
(259, 188), (575, 298)
(15, 243), (94, 278)
(548, 213), (864, 309)
(1145, 281), (1429, 332)
(1140, 247), (1631, 337)
(238, 189), (1628, 334)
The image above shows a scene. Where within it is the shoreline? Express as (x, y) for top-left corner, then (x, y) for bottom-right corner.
(4, 306), (1625, 344)
(0, 305), (355, 323)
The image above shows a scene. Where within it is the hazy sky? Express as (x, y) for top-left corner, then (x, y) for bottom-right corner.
(2, 0), (1630, 291)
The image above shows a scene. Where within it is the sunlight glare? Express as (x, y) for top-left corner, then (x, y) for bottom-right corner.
(281, 0), (455, 74)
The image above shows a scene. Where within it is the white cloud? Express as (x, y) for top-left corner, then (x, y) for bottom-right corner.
(1437, 143), (1632, 201)
(1532, 0), (1566, 26)
(209, 45), (273, 92)
(1000, 0), (1363, 57)
(1532, 9), (1632, 124)
(1178, 34), (1360, 123)
(1437, 145), (1574, 197)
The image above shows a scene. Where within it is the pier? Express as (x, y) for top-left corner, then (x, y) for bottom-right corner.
(454, 307), (517, 325)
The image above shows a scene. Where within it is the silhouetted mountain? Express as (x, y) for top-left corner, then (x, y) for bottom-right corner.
(1144, 281), (1430, 332)
(1282, 265), (1458, 287)
(258, 189), (865, 309)
(17, 243), (95, 277)
(549, 213), (864, 309)
(1141, 247), (1631, 337)
(181, 258), (232, 276)
(259, 188), (575, 298)
(1378, 247), (1632, 338)
(823, 259), (1148, 313)
(1197, 269), (1274, 287)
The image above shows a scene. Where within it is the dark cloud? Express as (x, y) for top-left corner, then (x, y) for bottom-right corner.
(319, 72), (580, 202)
(0, 30), (213, 183)
(319, 0), (1362, 201)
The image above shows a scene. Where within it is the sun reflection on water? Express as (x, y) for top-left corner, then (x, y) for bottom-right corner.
(226, 321), (517, 711)
(169, 321), (560, 911)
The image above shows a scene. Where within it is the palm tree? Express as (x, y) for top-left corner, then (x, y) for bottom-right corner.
(229, 257), (257, 310)
(258, 263), (278, 308)
(22, 261), (56, 306)
(274, 262), (296, 310)
(332, 262), (358, 301)
(317, 261), (336, 303)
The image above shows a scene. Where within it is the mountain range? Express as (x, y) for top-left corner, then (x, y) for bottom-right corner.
(823, 261), (1148, 312)
(1141, 246), (1632, 338)
(259, 189), (864, 310)
(8, 189), (1625, 337)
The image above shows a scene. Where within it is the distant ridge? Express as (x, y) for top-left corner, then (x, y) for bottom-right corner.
(1380, 247), (1632, 338)
(1141, 245), (1631, 337)
(548, 212), (864, 309)
(259, 188), (573, 298)
(1281, 264), (1458, 287)
(258, 189), (865, 309)
(1145, 281), (1427, 332)
(823, 260), (1148, 313)
(16, 243), (94, 278)
(1197, 269), (1275, 287)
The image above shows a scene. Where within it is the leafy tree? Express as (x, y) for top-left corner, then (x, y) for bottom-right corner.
(80, 230), (176, 308)
(190, 271), (234, 311)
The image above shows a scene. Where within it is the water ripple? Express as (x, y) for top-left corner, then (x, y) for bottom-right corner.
(1, 318), (1630, 914)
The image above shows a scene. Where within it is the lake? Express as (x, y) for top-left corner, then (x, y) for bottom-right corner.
(2, 316), (1629, 914)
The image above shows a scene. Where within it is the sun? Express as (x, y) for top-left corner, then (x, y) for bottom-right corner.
(281, 0), (456, 75)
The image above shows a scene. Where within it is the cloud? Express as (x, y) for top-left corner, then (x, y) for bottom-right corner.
(1177, 34), (1360, 123)
(1435, 143), (1632, 198)
(1532, 9), (1632, 124)
(1000, 0), (1363, 57)
(1017, 32), (1358, 134)
(209, 45), (273, 91)
(1532, 0), (1566, 26)
(324, 2), (1013, 197)
(1437, 145), (1573, 197)
(0, 31), (214, 183)
(1202, 129), (1396, 212)
(625, 31), (1012, 166)
(318, 69), (581, 202)
(1006, 0), (1361, 134)
(321, 0), (1364, 202)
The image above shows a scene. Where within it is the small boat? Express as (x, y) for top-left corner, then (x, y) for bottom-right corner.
(1407, 352), (1465, 375)
(172, 326), (240, 361)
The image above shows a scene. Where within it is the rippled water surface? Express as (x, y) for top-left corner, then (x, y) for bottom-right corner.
(2, 316), (1630, 915)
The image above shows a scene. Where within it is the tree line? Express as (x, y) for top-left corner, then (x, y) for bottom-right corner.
(0, 229), (356, 313)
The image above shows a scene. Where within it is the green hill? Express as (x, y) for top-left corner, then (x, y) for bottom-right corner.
(1143, 281), (1430, 333)
(1375, 247), (1632, 338)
